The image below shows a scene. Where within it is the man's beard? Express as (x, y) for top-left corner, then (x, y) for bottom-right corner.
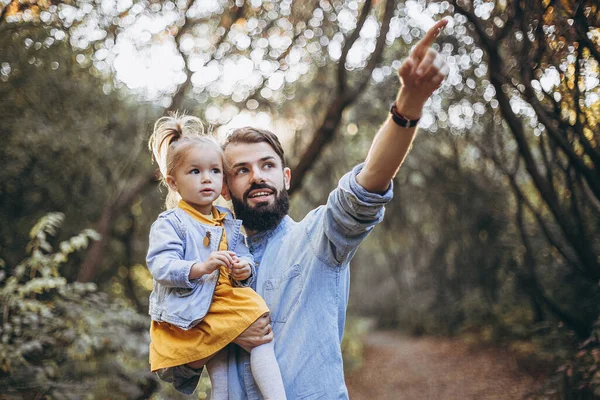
(230, 182), (290, 233)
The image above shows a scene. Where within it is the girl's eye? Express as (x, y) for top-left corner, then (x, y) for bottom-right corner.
(212, 168), (222, 174)
(190, 168), (200, 174)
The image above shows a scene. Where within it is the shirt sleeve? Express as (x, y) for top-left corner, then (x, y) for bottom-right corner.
(306, 163), (393, 267)
(146, 216), (197, 288)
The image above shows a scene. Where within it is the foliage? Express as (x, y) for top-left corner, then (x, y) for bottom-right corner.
(556, 317), (600, 399)
(0, 23), (163, 304)
(0, 213), (158, 399)
(341, 317), (374, 373)
(446, 0), (600, 339)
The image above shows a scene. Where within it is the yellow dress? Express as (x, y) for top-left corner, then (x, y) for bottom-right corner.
(149, 201), (270, 371)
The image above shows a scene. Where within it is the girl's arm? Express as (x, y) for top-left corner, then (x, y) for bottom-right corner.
(146, 217), (200, 288)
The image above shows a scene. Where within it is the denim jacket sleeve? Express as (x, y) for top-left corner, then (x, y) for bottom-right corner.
(308, 163), (393, 267)
(146, 215), (197, 288)
(231, 230), (256, 288)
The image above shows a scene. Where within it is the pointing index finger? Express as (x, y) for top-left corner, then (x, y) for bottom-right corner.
(413, 18), (448, 58)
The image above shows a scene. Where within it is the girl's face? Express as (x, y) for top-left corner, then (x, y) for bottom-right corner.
(166, 143), (224, 214)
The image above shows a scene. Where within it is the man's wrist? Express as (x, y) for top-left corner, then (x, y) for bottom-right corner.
(390, 103), (420, 127)
(395, 87), (425, 120)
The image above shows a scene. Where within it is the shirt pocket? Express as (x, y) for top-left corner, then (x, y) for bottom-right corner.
(173, 287), (195, 297)
(164, 280), (212, 329)
(263, 264), (303, 323)
(172, 278), (203, 297)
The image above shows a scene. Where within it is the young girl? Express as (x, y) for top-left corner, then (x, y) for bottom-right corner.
(146, 114), (286, 399)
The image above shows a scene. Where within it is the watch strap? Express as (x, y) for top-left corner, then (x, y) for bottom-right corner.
(390, 102), (420, 128)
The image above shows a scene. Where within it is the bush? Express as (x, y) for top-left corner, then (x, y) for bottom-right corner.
(0, 213), (158, 400)
(554, 319), (600, 399)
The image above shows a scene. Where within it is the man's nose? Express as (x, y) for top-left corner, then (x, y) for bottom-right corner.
(250, 166), (266, 183)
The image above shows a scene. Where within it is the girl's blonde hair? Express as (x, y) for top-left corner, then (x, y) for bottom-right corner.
(148, 113), (224, 209)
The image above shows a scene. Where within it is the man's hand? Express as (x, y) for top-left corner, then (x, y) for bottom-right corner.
(231, 257), (252, 281)
(395, 18), (450, 119)
(357, 18), (450, 193)
(233, 313), (273, 353)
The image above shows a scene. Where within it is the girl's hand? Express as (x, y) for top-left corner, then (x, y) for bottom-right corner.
(189, 251), (236, 279)
(231, 259), (252, 281)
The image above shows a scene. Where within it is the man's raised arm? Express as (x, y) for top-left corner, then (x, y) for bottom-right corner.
(357, 19), (450, 193)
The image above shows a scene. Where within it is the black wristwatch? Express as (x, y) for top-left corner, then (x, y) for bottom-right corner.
(390, 102), (420, 128)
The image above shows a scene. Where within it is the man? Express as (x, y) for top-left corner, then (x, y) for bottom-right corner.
(224, 19), (450, 399)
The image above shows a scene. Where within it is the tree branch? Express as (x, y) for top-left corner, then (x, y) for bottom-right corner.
(0, 1), (9, 27)
(245, 30), (304, 104)
(572, 50), (600, 166)
(76, 171), (159, 282)
(347, 0), (396, 100)
(574, 1), (600, 62)
(337, 0), (373, 95)
(169, 2), (245, 112)
(467, 133), (583, 272)
(515, 197), (590, 338)
(288, 0), (396, 195)
(455, 1), (599, 274)
(520, 69), (600, 199)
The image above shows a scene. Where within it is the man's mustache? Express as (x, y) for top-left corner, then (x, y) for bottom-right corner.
(243, 182), (278, 202)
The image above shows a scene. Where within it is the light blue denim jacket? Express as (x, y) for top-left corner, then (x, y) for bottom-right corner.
(146, 205), (255, 330)
(227, 164), (393, 399)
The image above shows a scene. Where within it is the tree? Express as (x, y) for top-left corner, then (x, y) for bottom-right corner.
(0, 24), (162, 308)
(450, 0), (600, 337)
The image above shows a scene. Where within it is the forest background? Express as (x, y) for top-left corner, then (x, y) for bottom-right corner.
(1, 0), (599, 399)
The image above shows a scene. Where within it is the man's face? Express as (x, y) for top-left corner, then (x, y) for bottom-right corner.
(224, 142), (291, 233)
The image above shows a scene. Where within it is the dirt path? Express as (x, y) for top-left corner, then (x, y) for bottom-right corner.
(346, 331), (544, 400)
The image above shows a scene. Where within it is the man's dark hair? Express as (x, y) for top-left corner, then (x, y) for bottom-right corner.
(223, 127), (287, 167)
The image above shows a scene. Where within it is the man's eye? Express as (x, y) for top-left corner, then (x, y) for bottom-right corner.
(236, 168), (248, 175)
(264, 163), (274, 169)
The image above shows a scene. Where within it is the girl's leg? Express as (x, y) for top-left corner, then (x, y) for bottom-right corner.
(159, 352), (215, 396)
(156, 364), (203, 395)
(250, 340), (287, 400)
(206, 349), (229, 400)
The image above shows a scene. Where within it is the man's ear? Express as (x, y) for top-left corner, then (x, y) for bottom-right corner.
(166, 175), (177, 192)
(221, 185), (231, 201)
(283, 167), (291, 190)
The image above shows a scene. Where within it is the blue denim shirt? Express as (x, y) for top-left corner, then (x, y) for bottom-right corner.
(227, 164), (393, 399)
(146, 205), (255, 330)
